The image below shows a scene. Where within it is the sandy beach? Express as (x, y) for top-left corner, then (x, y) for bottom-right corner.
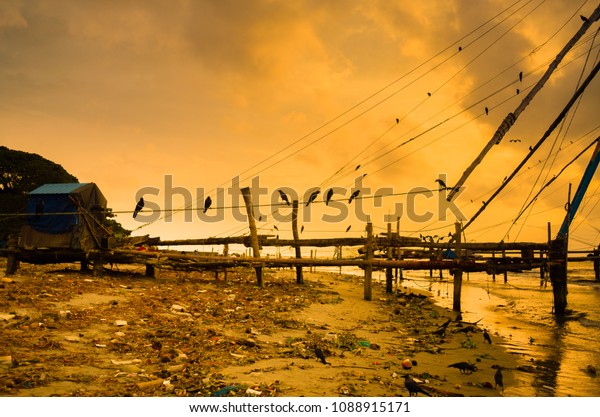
(0, 261), (516, 397)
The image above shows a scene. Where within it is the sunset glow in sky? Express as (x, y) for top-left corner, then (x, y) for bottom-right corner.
(1, 0), (599, 249)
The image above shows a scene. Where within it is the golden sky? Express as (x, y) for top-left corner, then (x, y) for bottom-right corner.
(1, 0), (599, 249)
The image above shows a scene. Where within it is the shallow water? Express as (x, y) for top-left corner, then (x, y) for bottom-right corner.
(387, 263), (600, 397)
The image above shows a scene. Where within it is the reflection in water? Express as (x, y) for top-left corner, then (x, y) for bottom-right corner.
(372, 263), (600, 397)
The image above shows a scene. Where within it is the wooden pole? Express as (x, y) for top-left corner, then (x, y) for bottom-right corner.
(6, 235), (19, 275)
(502, 249), (508, 283)
(364, 222), (373, 301)
(386, 223), (393, 293)
(594, 244), (600, 282)
(291, 200), (303, 284)
(241, 186), (263, 287)
(452, 222), (463, 312)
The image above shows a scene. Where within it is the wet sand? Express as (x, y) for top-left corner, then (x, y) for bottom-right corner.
(0, 262), (515, 397)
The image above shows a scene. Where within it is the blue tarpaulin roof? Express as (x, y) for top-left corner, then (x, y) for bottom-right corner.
(29, 183), (91, 195)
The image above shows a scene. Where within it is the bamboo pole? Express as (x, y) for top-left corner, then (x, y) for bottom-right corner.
(452, 222), (463, 312)
(291, 200), (303, 284)
(364, 222), (373, 301)
(448, 5), (600, 202)
(386, 223), (393, 293)
(241, 187), (263, 287)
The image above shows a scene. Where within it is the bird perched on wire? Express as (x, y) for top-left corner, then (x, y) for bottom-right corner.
(485, 106), (489, 115)
(519, 71), (523, 82)
(345, 225), (351, 233)
(435, 179), (447, 190)
(315, 347), (330, 365)
(325, 188), (334, 206)
(203, 196), (212, 213)
(306, 190), (320, 206)
(580, 15), (589, 23)
(483, 329), (492, 344)
(277, 189), (290, 206)
(494, 367), (504, 392)
(133, 197), (144, 218)
(448, 362), (477, 374)
(348, 190), (360, 204)
(403, 375), (431, 397)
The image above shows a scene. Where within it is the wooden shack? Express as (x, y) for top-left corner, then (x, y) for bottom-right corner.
(20, 183), (108, 251)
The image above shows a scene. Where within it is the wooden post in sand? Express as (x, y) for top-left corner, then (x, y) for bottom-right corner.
(241, 187), (263, 287)
(6, 235), (19, 275)
(292, 200), (304, 284)
(593, 244), (599, 282)
(452, 222), (463, 312)
(386, 223), (393, 293)
(364, 222), (373, 301)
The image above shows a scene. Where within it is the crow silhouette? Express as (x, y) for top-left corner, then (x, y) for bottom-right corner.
(448, 362), (477, 374)
(277, 189), (290, 206)
(404, 375), (431, 397)
(133, 198), (144, 218)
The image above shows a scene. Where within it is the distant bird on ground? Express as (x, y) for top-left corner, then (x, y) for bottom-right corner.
(403, 375), (431, 397)
(519, 71), (523, 82)
(133, 197), (144, 218)
(581, 15), (589, 23)
(345, 225), (351, 233)
(348, 190), (360, 204)
(203, 196), (212, 213)
(277, 189), (290, 206)
(325, 188), (334, 205)
(483, 329), (492, 344)
(494, 368), (504, 392)
(306, 190), (320, 206)
(35, 198), (45, 217)
(485, 106), (489, 115)
(435, 179), (447, 189)
(432, 319), (451, 337)
(448, 362), (477, 374)
(454, 325), (476, 334)
(315, 347), (330, 365)
(455, 312), (463, 322)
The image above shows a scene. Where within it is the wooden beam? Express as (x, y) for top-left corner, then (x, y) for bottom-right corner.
(241, 187), (263, 287)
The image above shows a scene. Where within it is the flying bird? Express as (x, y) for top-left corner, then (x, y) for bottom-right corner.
(345, 225), (351, 233)
(203, 196), (212, 213)
(448, 362), (477, 374)
(483, 329), (492, 344)
(494, 368), (504, 392)
(315, 347), (330, 365)
(509, 139), (521, 143)
(348, 190), (360, 204)
(133, 197), (144, 218)
(325, 188), (334, 205)
(277, 189), (290, 206)
(519, 71), (523, 82)
(306, 190), (320, 206)
(485, 106), (489, 115)
(403, 375), (431, 397)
